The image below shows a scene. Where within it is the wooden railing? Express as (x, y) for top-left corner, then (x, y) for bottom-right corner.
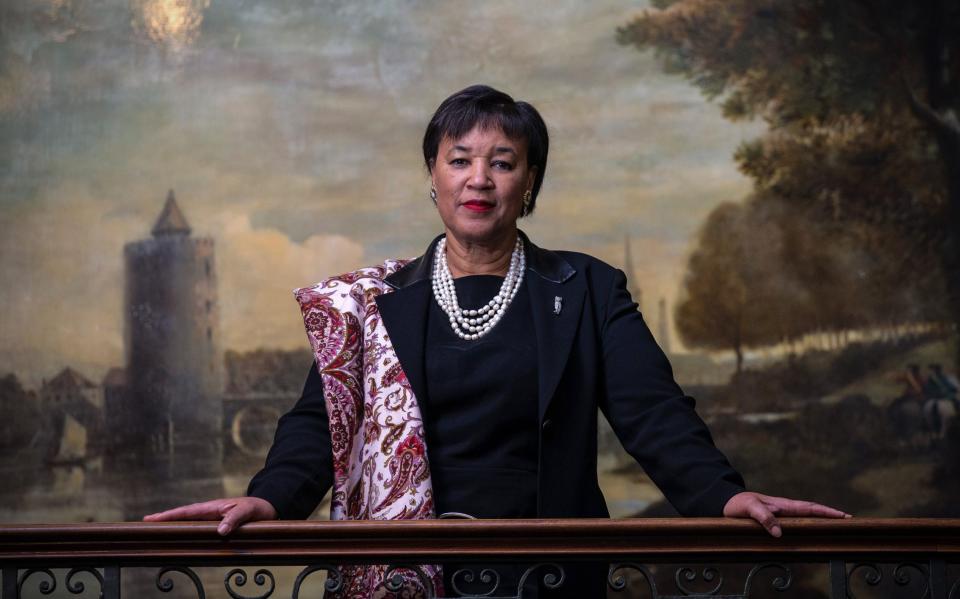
(1, 518), (958, 598)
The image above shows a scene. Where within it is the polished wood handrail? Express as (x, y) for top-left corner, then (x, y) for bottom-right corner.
(1, 518), (958, 565)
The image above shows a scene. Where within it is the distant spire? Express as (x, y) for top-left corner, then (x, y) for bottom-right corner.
(658, 297), (672, 355)
(624, 234), (642, 311)
(152, 189), (192, 237)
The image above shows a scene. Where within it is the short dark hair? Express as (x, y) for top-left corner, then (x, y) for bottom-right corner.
(422, 85), (549, 216)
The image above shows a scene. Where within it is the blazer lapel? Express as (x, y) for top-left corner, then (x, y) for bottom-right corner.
(524, 236), (583, 423)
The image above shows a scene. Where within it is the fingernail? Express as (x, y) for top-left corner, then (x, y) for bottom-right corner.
(771, 525), (782, 538)
(217, 523), (229, 536)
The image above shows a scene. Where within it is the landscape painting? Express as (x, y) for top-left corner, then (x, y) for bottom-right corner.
(1, 0), (958, 551)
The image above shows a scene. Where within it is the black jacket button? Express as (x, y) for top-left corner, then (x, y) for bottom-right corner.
(542, 419), (553, 431)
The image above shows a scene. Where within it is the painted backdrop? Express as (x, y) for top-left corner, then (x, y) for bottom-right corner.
(1, 0), (958, 530)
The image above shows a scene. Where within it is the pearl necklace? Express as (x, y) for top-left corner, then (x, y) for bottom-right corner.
(431, 236), (526, 340)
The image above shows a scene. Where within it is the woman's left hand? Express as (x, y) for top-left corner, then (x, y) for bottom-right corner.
(723, 491), (851, 537)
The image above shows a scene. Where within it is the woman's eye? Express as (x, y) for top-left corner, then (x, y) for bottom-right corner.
(493, 161), (514, 171)
(450, 158), (468, 167)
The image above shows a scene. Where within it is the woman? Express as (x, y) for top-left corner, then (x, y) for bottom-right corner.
(146, 85), (849, 596)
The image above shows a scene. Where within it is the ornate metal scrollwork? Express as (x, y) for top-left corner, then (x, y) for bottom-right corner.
(66, 567), (105, 597)
(845, 562), (939, 599)
(608, 563), (791, 598)
(608, 563), (658, 597)
(675, 566), (723, 596)
(949, 575), (960, 599)
(892, 563), (930, 599)
(515, 563), (566, 597)
(383, 564), (437, 598)
(292, 564), (344, 597)
(743, 563), (792, 597)
(847, 562), (883, 595)
(18, 568), (57, 596)
(225, 568), (275, 599)
(157, 566), (206, 599)
(450, 567), (501, 597)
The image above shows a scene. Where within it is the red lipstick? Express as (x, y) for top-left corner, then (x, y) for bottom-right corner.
(463, 200), (494, 212)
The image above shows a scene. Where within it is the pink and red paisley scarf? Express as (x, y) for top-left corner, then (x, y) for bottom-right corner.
(295, 260), (443, 598)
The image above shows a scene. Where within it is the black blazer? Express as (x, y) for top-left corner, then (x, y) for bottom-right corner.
(248, 232), (745, 520)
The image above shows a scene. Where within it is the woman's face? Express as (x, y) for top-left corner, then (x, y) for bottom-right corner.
(431, 124), (537, 246)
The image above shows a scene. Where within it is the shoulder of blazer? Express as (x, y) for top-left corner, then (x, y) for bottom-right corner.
(384, 230), (578, 290)
(548, 249), (625, 299)
(548, 250), (620, 278)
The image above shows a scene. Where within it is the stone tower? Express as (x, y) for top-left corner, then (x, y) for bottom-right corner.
(119, 190), (223, 516)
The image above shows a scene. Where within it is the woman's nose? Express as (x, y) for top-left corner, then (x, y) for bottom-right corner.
(467, 163), (492, 188)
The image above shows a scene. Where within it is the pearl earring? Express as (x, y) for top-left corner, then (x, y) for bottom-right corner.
(430, 186), (438, 204)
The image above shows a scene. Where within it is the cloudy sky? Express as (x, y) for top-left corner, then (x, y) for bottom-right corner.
(0, 0), (763, 385)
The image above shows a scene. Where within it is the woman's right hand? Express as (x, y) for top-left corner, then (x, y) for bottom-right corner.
(143, 497), (278, 536)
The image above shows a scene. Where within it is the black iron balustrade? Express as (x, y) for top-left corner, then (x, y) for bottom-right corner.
(1, 518), (958, 598)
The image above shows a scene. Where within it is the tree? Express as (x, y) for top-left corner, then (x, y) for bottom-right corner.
(677, 186), (946, 368)
(621, 0), (960, 368)
(676, 200), (803, 372)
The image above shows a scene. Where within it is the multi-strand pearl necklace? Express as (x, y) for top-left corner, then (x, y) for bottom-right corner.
(431, 235), (526, 340)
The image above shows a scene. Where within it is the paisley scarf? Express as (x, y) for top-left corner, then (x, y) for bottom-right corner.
(295, 260), (443, 598)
